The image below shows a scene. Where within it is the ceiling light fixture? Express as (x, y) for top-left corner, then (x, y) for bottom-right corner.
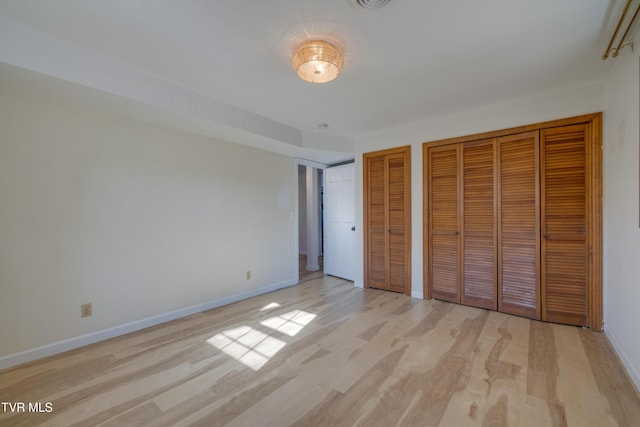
(291, 40), (344, 83)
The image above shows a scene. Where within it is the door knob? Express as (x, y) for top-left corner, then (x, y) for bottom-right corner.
(351, 226), (356, 231)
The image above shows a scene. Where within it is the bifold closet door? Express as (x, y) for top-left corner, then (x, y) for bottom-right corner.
(427, 144), (460, 302)
(366, 155), (387, 290)
(364, 146), (411, 295)
(387, 152), (410, 293)
(497, 131), (541, 320)
(461, 139), (497, 310)
(427, 140), (496, 309)
(541, 124), (588, 326)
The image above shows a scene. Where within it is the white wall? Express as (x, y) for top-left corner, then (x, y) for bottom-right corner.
(602, 33), (640, 390)
(355, 82), (605, 299)
(0, 82), (297, 363)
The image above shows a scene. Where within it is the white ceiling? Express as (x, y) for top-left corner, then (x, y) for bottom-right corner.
(0, 0), (627, 163)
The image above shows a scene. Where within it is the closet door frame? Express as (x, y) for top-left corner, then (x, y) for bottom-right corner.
(363, 145), (412, 296)
(422, 113), (602, 330)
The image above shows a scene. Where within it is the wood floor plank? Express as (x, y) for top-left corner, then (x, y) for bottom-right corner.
(527, 322), (567, 426)
(228, 380), (334, 427)
(1, 276), (639, 427)
(553, 324), (610, 427)
(97, 402), (162, 427)
(579, 328), (640, 426)
(438, 312), (513, 426)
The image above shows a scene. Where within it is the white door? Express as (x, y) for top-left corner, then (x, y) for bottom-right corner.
(324, 163), (356, 281)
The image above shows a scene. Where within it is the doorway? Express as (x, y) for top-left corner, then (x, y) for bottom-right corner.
(298, 164), (324, 282)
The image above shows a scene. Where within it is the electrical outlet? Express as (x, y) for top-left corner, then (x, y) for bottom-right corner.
(246, 270), (251, 280)
(81, 303), (92, 318)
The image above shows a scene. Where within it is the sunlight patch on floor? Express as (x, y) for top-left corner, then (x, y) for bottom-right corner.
(207, 326), (286, 371)
(207, 310), (316, 370)
(260, 302), (282, 311)
(260, 309), (316, 337)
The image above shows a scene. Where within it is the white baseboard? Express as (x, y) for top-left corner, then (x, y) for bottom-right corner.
(353, 281), (364, 289)
(605, 328), (640, 393)
(0, 278), (298, 371)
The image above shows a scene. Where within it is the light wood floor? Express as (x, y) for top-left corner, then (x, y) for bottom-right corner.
(1, 276), (639, 427)
(298, 254), (325, 283)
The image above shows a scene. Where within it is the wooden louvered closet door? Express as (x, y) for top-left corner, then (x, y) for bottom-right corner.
(541, 124), (588, 326)
(461, 140), (497, 310)
(364, 146), (411, 295)
(387, 153), (410, 293)
(423, 113), (602, 329)
(497, 131), (541, 320)
(427, 144), (460, 302)
(426, 139), (496, 309)
(366, 156), (387, 290)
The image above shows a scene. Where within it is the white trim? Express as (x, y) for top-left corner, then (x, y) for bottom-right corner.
(294, 161), (301, 284)
(411, 291), (424, 299)
(0, 278), (298, 371)
(354, 281), (364, 289)
(605, 328), (640, 393)
(296, 157), (327, 170)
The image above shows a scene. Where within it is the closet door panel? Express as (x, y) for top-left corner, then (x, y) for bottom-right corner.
(541, 124), (588, 326)
(431, 235), (458, 298)
(497, 132), (540, 319)
(366, 157), (387, 289)
(463, 236), (495, 308)
(462, 140), (496, 309)
(545, 242), (586, 323)
(428, 145), (460, 302)
(388, 154), (409, 293)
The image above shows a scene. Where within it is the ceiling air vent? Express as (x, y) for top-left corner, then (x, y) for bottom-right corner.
(355, 0), (391, 9)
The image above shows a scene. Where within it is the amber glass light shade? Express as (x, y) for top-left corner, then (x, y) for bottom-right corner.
(291, 40), (343, 83)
